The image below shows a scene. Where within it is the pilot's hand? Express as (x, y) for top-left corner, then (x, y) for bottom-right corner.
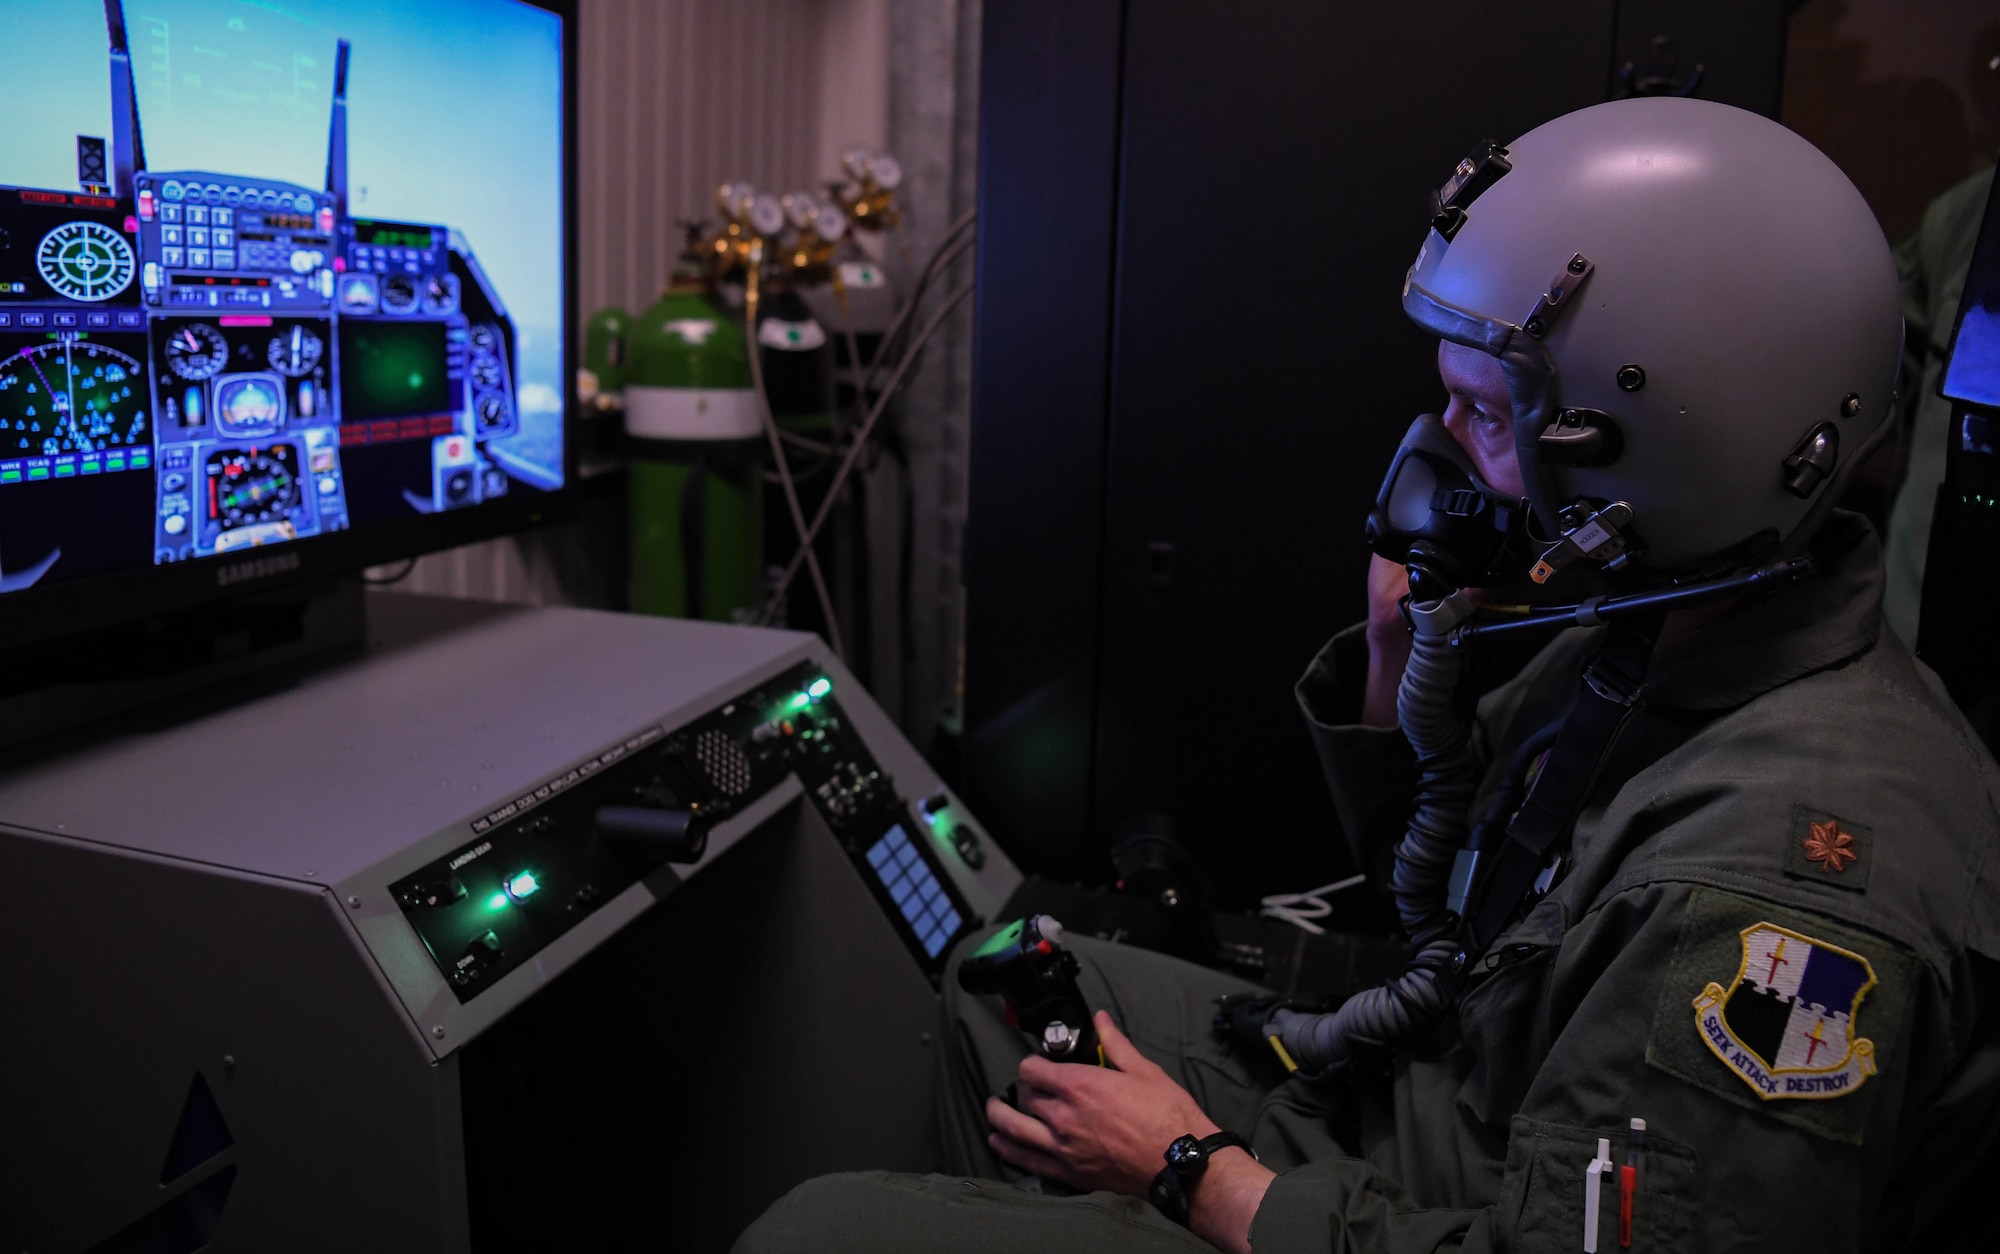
(1362, 555), (1412, 728)
(986, 1011), (1272, 1254)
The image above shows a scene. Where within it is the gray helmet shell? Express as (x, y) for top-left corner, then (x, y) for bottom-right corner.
(1404, 97), (1902, 571)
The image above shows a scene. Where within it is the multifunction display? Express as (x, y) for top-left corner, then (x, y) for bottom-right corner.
(0, 2), (562, 596)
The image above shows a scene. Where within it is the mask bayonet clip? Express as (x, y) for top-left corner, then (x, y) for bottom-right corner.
(1529, 501), (1635, 584)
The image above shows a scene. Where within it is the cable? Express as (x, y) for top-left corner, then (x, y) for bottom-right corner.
(1453, 555), (1815, 643)
(777, 428), (838, 455)
(860, 225), (975, 402)
(750, 213), (977, 644)
(1259, 874), (1368, 936)
(850, 213), (976, 407)
(758, 276), (975, 626)
(744, 240), (846, 658)
(360, 557), (418, 586)
(830, 275), (868, 439)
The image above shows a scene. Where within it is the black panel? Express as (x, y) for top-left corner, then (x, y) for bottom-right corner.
(963, 0), (1127, 883)
(83, 1165), (236, 1254)
(1611, 0), (1791, 120)
(1088, 2), (1618, 906)
(969, 2), (1792, 904)
(462, 800), (938, 1253)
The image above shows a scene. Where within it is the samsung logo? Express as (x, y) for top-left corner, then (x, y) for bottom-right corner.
(215, 551), (301, 587)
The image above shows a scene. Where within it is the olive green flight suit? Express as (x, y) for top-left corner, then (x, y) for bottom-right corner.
(735, 513), (2000, 1252)
(1881, 164), (1996, 645)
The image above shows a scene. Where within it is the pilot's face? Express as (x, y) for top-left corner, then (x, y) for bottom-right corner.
(1437, 340), (1525, 500)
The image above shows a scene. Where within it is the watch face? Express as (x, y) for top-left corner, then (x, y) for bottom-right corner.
(1164, 1134), (1205, 1171)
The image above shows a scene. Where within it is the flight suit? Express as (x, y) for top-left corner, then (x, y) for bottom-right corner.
(735, 513), (2000, 1252)
(1881, 164), (1996, 645)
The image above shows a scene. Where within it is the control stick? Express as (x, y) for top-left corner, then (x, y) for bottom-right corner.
(595, 803), (707, 863)
(958, 915), (1103, 1064)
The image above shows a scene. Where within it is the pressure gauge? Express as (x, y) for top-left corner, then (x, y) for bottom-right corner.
(782, 192), (819, 231)
(165, 322), (229, 380)
(812, 202), (848, 242)
(841, 147), (876, 183)
(748, 193), (785, 238)
(871, 154), (903, 191)
(717, 181), (756, 222)
(266, 324), (324, 377)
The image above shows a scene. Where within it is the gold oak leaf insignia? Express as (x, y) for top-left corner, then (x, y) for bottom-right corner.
(1803, 819), (1858, 872)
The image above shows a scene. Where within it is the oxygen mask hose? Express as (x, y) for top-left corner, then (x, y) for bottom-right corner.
(1272, 586), (1479, 1073)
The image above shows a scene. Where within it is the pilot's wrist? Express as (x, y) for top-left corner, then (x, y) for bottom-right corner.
(1187, 1150), (1275, 1254)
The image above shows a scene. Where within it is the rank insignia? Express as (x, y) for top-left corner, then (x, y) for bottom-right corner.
(1785, 804), (1872, 890)
(1693, 921), (1877, 1101)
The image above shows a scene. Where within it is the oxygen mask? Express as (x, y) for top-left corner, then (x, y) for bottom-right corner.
(1365, 414), (1531, 601)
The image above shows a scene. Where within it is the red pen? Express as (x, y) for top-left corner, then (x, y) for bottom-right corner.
(1619, 1117), (1645, 1248)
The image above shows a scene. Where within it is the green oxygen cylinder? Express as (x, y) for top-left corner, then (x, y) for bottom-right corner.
(624, 277), (763, 622)
(578, 306), (630, 411)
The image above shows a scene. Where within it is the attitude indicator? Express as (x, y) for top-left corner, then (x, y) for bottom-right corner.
(35, 221), (136, 302)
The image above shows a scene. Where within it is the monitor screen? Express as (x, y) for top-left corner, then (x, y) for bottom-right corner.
(1942, 177), (2000, 411)
(338, 320), (454, 421)
(0, 0), (565, 604)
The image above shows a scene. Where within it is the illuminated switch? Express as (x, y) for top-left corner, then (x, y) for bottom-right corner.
(504, 870), (541, 902)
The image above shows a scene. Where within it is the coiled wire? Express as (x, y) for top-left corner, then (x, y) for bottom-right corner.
(1272, 591), (1477, 1072)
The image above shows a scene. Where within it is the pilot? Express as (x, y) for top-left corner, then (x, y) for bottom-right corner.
(735, 98), (2000, 1252)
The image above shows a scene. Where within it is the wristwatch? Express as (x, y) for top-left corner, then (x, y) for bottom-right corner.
(1147, 1131), (1255, 1227)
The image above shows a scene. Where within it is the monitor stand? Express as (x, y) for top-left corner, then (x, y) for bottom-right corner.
(0, 577), (368, 758)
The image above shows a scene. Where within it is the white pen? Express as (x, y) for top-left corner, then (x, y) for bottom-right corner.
(1584, 1136), (1614, 1253)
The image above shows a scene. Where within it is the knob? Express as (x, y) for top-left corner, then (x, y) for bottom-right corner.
(595, 804), (707, 863)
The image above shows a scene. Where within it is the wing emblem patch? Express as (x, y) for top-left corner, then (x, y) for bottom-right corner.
(1692, 921), (1877, 1101)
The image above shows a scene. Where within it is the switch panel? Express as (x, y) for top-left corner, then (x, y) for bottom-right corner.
(392, 661), (979, 1000)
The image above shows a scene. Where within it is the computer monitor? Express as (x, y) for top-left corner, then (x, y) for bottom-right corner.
(0, 0), (573, 648)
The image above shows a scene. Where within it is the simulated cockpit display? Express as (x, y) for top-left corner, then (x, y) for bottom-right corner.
(0, 0), (563, 593)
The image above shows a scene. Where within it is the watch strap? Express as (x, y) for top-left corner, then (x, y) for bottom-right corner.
(1148, 1131), (1255, 1226)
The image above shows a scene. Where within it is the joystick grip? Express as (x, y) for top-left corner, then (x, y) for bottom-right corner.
(595, 804), (707, 863)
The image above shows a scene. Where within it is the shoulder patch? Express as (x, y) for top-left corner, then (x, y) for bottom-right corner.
(1646, 886), (1915, 1145)
(1784, 804), (1871, 890)
(1692, 922), (1875, 1100)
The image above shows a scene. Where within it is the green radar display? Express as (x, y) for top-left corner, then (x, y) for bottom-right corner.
(0, 336), (148, 457)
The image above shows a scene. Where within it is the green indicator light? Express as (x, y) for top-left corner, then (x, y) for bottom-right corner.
(486, 892), (509, 911)
(807, 677), (832, 699)
(506, 871), (541, 901)
(787, 692), (811, 711)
